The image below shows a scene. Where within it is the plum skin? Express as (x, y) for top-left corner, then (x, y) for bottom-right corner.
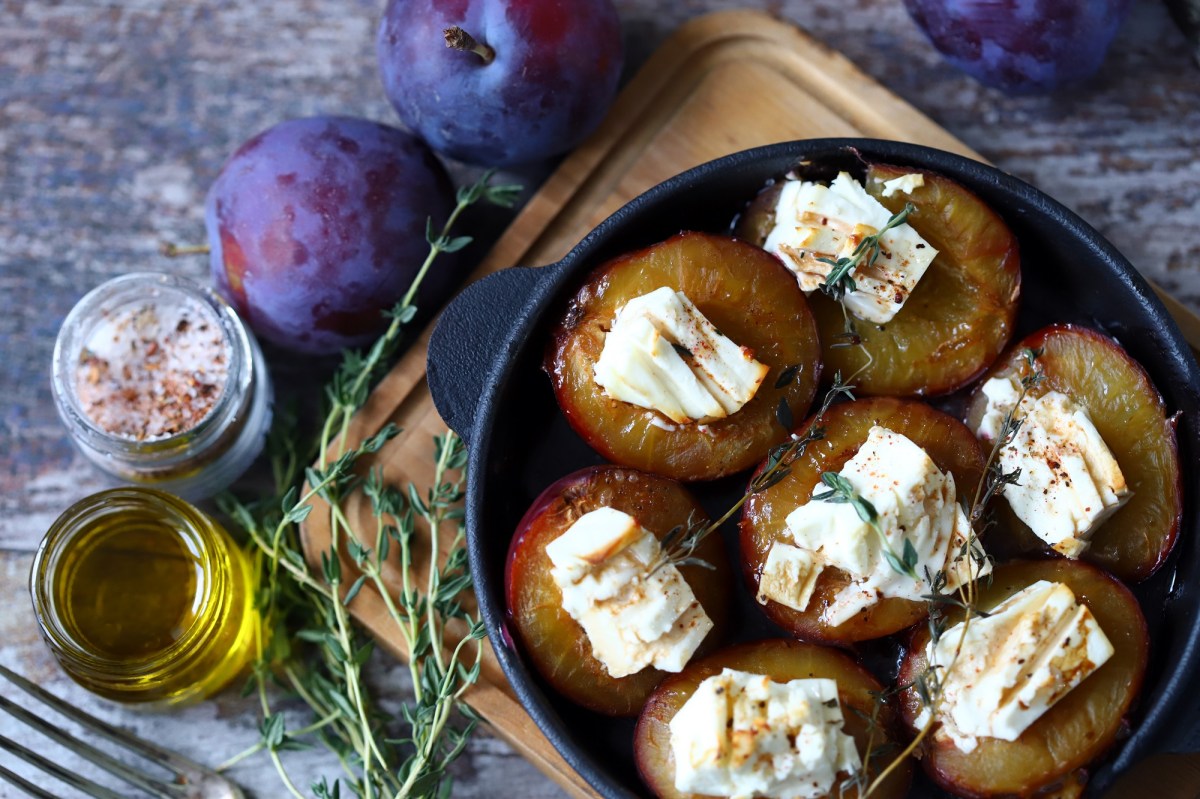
(547, 232), (823, 482)
(634, 639), (912, 799)
(505, 465), (734, 716)
(740, 397), (988, 644)
(376, 0), (622, 167)
(965, 324), (1182, 582)
(905, 0), (1134, 94)
(205, 116), (456, 355)
(896, 559), (1149, 798)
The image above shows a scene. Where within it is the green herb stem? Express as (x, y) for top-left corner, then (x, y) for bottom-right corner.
(859, 355), (1044, 798)
(220, 170), (519, 799)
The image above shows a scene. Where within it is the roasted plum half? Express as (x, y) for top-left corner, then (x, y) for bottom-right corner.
(737, 162), (1020, 397)
(965, 324), (1182, 582)
(634, 639), (912, 799)
(506, 465), (733, 716)
(741, 397), (987, 644)
(896, 559), (1149, 798)
(546, 232), (822, 482)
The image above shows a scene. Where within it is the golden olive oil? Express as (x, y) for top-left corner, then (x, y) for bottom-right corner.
(32, 488), (260, 706)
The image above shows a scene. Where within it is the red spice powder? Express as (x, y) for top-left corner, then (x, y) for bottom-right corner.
(74, 299), (231, 440)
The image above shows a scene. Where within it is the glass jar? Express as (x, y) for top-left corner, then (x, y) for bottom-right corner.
(30, 488), (260, 706)
(51, 272), (272, 500)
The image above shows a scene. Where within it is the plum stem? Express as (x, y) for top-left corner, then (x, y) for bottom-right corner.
(443, 26), (495, 65)
(160, 242), (211, 257)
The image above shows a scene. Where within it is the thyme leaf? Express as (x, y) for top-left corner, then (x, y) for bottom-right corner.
(650, 372), (856, 575)
(855, 354), (1046, 798)
(774, 363), (802, 389)
(814, 472), (918, 580)
(217, 170), (517, 799)
(816, 203), (915, 303)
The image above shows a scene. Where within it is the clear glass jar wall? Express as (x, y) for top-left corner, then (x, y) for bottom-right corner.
(31, 488), (260, 706)
(51, 272), (272, 499)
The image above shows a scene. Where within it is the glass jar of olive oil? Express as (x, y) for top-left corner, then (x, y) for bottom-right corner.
(30, 488), (260, 706)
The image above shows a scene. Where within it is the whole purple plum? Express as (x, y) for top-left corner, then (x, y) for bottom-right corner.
(905, 0), (1133, 93)
(377, 0), (622, 167)
(205, 116), (456, 355)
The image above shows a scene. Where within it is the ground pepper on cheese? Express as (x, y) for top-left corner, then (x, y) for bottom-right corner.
(975, 375), (1131, 558)
(669, 669), (860, 798)
(757, 426), (990, 626)
(545, 507), (712, 678)
(762, 172), (937, 324)
(914, 580), (1115, 752)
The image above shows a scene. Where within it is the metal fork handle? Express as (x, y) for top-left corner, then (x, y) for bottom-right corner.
(0, 733), (127, 799)
(0, 694), (183, 798)
(0, 663), (245, 799)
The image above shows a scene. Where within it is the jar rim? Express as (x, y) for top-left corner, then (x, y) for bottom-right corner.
(30, 487), (224, 674)
(51, 272), (254, 462)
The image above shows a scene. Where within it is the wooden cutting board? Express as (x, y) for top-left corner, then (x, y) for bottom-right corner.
(301, 9), (1200, 797)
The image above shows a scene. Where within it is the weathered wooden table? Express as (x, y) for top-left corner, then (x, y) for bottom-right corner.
(2, 1), (1198, 797)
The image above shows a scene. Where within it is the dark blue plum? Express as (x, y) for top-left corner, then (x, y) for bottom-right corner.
(377, 0), (622, 167)
(205, 116), (457, 355)
(905, 0), (1133, 94)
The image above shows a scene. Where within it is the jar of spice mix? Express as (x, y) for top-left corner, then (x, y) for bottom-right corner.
(51, 273), (272, 499)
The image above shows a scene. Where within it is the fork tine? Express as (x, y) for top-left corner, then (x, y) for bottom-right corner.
(0, 694), (181, 799)
(0, 761), (63, 799)
(0, 733), (128, 799)
(0, 663), (208, 774)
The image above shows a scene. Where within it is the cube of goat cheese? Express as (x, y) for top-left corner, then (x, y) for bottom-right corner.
(975, 376), (1131, 558)
(762, 426), (989, 626)
(756, 542), (821, 612)
(593, 287), (769, 424)
(546, 506), (712, 678)
(879, 172), (926, 198)
(762, 172), (937, 324)
(915, 580), (1115, 752)
(669, 669), (861, 799)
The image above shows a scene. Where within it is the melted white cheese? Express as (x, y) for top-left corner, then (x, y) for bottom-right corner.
(546, 507), (712, 678)
(914, 580), (1115, 752)
(593, 287), (769, 424)
(975, 375), (1131, 558)
(879, 172), (925, 198)
(756, 542), (820, 612)
(669, 669), (860, 799)
(759, 426), (990, 626)
(762, 172), (937, 324)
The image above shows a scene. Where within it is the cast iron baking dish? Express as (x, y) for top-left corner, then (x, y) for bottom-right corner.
(427, 139), (1200, 798)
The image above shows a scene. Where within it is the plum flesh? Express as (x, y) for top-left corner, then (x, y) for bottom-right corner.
(897, 559), (1149, 797)
(546, 232), (823, 482)
(965, 324), (1182, 582)
(740, 397), (988, 644)
(206, 116), (456, 355)
(505, 465), (733, 716)
(635, 639), (912, 799)
(737, 163), (1020, 398)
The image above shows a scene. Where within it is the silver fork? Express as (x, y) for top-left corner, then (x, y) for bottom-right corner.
(0, 664), (244, 799)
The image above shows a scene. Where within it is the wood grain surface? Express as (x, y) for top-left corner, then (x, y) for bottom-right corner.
(2, 1), (1199, 798)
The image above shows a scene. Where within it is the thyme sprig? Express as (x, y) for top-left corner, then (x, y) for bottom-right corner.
(849, 349), (1045, 798)
(968, 347), (1046, 526)
(815, 203), (917, 379)
(815, 203), (915, 303)
(218, 169), (520, 799)
(813, 472), (919, 580)
(651, 371), (856, 575)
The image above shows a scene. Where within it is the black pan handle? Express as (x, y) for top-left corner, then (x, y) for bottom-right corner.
(427, 265), (554, 444)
